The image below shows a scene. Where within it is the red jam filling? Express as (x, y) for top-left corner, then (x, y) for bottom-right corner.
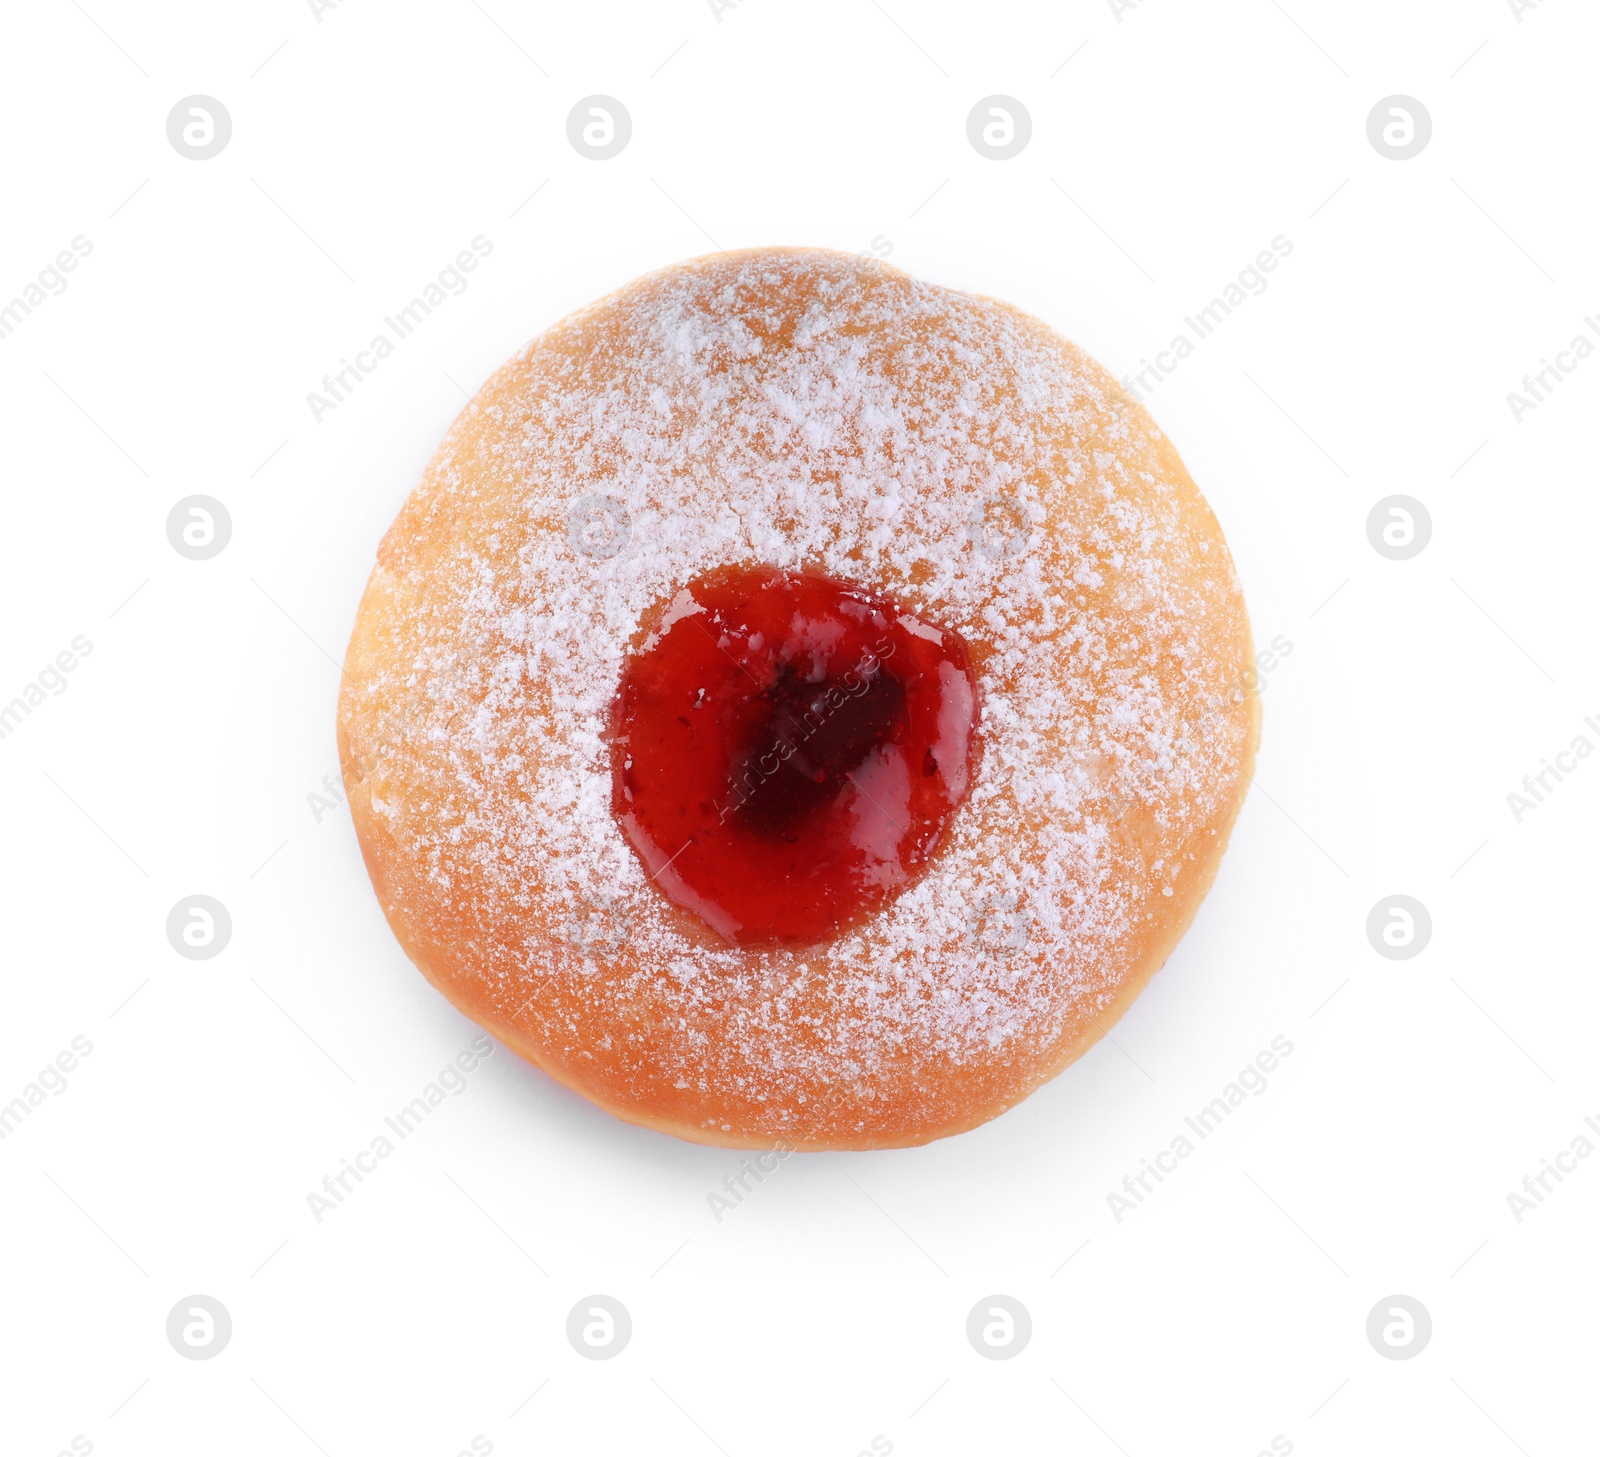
(609, 564), (981, 947)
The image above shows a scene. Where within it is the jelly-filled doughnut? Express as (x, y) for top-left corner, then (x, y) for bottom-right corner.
(338, 247), (1259, 1150)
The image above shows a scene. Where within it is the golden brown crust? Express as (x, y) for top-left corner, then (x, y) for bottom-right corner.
(339, 247), (1258, 1150)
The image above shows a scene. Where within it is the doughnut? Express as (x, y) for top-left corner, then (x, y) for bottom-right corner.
(337, 247), (1259, 1150)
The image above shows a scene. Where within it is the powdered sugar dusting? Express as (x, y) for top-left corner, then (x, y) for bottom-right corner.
(341, 249), (1254, 1143)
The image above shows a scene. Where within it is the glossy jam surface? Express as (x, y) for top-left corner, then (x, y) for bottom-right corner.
(609, 565), (981, 947)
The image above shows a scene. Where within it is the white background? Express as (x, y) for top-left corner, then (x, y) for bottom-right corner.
(1, 1), (1595, 1453)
